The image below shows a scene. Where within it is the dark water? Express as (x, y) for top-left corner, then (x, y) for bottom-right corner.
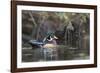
(22, 45), (89, 62)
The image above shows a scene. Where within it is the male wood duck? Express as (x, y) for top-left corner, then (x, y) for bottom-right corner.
(29, 32), (58, 61)
(29, 32), (58, 49)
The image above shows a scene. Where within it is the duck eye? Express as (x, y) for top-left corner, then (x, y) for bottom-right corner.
(48, 36), (50, 40)
(47, 35), (50, 40)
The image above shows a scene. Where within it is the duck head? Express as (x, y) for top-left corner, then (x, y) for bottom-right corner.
(43, 32), (58, 43)
(43, 32), (58, 49)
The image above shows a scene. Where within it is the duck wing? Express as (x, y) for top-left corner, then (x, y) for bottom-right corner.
(29, 40), (44, 48)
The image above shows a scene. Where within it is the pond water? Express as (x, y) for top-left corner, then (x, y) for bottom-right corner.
(22, 45), (89, 62)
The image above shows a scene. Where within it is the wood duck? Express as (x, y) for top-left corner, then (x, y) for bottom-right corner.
(29, 32), (58, 49)
(29, 32), (58, 61)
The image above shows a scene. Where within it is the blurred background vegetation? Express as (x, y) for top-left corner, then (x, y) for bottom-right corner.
(22, 10), (90, 62)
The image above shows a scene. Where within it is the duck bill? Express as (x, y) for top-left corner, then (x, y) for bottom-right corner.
(54, 35), (58, 39)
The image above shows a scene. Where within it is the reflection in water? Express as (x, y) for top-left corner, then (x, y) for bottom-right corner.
(22, 45), (89, 62)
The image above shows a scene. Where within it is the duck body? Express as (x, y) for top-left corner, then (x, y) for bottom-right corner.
(29, 32), (58, 49)
(29, 40), (45, 48)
